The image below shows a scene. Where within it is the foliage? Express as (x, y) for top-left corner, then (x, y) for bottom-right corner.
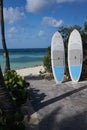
(0, 108), (25, 130)
(84, 21), (87, 32)
(43, 46), (52, 72)
(4, 70), (29, 106)
(1, 70), (30, 129)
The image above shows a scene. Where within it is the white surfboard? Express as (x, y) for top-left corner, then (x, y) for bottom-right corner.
(51, 31), (65, 84)
(68, 29), (83, 82)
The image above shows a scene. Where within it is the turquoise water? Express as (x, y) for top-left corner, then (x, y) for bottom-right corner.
(0, 48), (47, 71)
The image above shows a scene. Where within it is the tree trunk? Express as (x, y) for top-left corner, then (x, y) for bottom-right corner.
(0, 0), (10, 72)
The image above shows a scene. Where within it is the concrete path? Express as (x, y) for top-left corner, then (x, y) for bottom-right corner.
(25, 77), (87, 130)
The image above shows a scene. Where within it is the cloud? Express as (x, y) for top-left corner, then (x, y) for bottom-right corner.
(8, 27), (24, 33)
(7, 27), (24, 39)
(8, 27), (18, 33)
(56, 0), (86, 3)
(4, 7), (25, 24)
(26, 0), (48, 13)
(38, 30), (45, 37)
(25, 0), (50, 14)
(25, 0), (86, 13)
(42, 16), (63, 27)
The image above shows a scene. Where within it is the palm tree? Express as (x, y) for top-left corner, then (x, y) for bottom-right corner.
(0, 0), (10, 72)
(0, 0), (12, 113)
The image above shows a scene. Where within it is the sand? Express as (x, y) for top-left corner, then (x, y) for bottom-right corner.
(16, 65), (87, 130)
(16, 65), (45, 77)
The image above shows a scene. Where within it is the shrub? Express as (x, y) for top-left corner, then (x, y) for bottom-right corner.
(0, 108), (25, 130)
(4, 70), (29, 106)
(43, 46), (52, 72)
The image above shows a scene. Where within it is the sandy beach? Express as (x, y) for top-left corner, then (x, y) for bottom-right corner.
(16, 65), (45, 77)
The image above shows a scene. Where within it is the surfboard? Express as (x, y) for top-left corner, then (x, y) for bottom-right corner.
(51, 31), (65, 84)
(68, 29), (83, 82)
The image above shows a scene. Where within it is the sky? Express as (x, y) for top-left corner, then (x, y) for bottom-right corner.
(0, 0), (87, 48)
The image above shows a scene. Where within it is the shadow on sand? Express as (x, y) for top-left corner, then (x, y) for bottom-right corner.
(39, 107), (87, 130)
(29, 84), (87, 111)
(25, 75), (43, 81)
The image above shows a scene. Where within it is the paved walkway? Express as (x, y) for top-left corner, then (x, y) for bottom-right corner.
(24, 77), (87, 130)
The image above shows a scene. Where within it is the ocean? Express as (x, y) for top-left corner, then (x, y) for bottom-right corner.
(0, 48), (47, 72)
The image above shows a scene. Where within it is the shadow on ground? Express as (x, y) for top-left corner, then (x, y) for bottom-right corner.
(39, 107), (87, 130)
(29, 88), (47, 111)
(29, 85), (87, 111)
(25, 75), (43, 81)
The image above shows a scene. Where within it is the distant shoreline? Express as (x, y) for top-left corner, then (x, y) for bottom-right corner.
(0, 48), (47, 72)
(0, 48), (47, 53)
